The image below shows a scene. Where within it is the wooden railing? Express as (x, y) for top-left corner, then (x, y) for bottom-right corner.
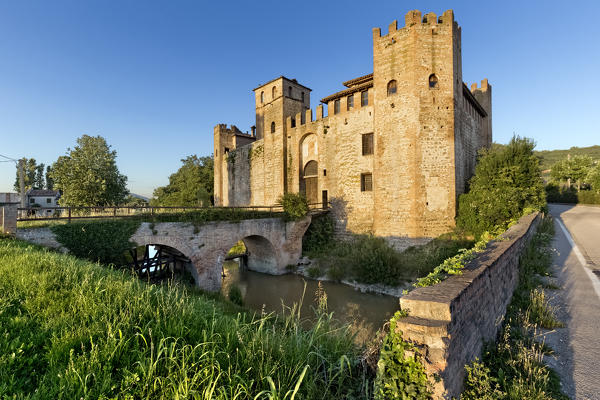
(16, 202), (329, 222)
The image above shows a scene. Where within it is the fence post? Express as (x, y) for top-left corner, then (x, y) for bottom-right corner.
(68, 207), (72, 223)
(113, 207), (117, 218)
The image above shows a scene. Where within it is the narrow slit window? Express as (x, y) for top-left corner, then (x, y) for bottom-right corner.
(301, 92), (305, 102)
(361, 173), (373, 192)
(387, 80), (397, 96)
(347, 94), (354, 110)
(288, 86), (292, 97)
(260, 91), (264, 103)
(362, 133), (374, 155)
(272, 86), (276, 99)
(429, 74), (438, 89)
(291, 118), (296, 128)
(271, 121), (276, 133)
(334, 99), (340, 114)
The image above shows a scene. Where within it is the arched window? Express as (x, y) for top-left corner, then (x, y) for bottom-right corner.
(387, 80), (397, 96)
(272, 86), (276, 99)
(303, 160), (318, 177)
(260, 91), (264, 103)
(429, 74), (438, 89)
(288, 86), (293, 97)
(271, 121), (276, 133)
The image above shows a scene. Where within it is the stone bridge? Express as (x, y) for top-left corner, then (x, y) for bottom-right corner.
(130, 217), (312, 291)
(2, 204), (313, 292)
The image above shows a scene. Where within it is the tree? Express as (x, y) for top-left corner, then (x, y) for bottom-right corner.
(550, 155), (594, 191)
(45, 165), (54, 190)
(457, 136), (545, 238)
(50, 135), (129, 206)
(587, 164), (600, 192)
(151, 155), (214, 206)
(14, 158), (45, 191)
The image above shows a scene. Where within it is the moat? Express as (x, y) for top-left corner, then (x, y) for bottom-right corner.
(220, 260), (400, 344)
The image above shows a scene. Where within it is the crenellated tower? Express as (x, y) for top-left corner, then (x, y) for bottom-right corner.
(372, 10), (465, 238)
(252, 77), (311, 203)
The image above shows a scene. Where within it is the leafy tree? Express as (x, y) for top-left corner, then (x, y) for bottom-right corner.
(151, 155), (214, 206)
(45, 165), (54, 190)
(50, 135), (129, 206)
(587, 164), (600, 192)
(457, 136), (545, 239)
(550, 155), (594, 191)
(13, 158), (45, 191)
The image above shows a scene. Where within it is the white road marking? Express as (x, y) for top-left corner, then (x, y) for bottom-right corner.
(556, 217), (600, 301)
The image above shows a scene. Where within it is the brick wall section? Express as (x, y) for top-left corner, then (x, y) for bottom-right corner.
(395, 212), (541, 399)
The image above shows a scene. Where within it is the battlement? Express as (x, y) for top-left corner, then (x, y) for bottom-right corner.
(373, 9), (456, 38)
(285, 104), (328, 131)
(470, 79), (491, 93)
(215, 124), (255, 138)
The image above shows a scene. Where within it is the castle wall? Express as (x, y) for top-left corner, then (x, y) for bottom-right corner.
(214, 9), (491, 248)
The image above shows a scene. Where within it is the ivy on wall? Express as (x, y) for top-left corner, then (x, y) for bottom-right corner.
(51, 220), (141, 265)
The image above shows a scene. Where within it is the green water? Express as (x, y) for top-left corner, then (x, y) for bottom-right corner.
(221, 260), (400, 344)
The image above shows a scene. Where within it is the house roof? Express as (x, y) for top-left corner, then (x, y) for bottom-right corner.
(342, 73), (373, 88)
(27, 189), (60, 197)
(320, 80), (374, 104)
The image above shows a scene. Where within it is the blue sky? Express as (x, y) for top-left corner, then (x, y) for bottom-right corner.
(1, 0), (598, 197)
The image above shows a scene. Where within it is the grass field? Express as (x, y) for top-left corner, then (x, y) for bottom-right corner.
(0, 237), (370, 399)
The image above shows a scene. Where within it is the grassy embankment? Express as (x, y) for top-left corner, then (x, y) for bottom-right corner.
(0, 236), (371, 399)
(302, 215), (474, 286)
(461, 217), (567, 399)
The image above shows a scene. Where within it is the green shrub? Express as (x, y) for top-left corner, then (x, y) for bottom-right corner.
(458, 136), (545, 239)
(307, 266), (322, 279)
(51, 220), (140, 265)
(302, 214), (335, 254)
(228, 284), (244, 306)
(546, 183), (600, 204)
(306, 232), (474, 287)
(374, 311), (430, 399)
(277, 192), (309, 221)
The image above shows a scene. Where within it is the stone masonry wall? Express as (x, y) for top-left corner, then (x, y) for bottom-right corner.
(396, 212), (541, 398)
(0, 205), (17, 235)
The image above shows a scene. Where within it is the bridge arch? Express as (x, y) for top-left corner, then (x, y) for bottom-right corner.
(219, 234), (279, 275)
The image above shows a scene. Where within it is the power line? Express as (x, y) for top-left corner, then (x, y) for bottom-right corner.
(0, 154), (18, 162)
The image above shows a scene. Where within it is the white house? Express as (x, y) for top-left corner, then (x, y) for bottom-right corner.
(26, 189), (60, 216)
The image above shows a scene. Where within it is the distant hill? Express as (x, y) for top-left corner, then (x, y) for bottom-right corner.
(534, 145), (600, 171)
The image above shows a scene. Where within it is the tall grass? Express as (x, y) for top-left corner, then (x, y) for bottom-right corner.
(461, 217), (568, 399)
(0, 237), (369, 399)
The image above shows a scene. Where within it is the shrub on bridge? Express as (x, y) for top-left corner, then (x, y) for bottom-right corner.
(51, 220), (140, 265)
(277, 193), (309, 221)
(457, 136), (545, 239)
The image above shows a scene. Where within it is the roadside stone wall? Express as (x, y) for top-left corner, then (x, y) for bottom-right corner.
(396, 212), (541, 398)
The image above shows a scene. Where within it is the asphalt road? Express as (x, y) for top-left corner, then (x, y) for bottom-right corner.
(545, 204), (600, 399)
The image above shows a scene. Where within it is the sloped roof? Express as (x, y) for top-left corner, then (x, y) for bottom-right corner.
(27, 189), (60, 197)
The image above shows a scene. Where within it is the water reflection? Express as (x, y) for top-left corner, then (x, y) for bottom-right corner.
(221, 260), (400, 344)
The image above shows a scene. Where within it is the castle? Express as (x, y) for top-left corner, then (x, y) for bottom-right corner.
(214, 10), (492, 249)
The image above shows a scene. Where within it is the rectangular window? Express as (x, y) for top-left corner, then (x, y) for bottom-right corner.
(362, 133), (374, 155)
(347, 94), (354, 110)
(46, 198), (51, 204)
(334, 99), (340, 114)
(361, 90), (368, 106)
(361, 173), (373, 191)
(291, 118), (296, 128)
(224, 147), (230, 154)
(323, 169), (326, 176)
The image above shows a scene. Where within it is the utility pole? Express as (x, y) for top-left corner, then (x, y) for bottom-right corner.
(18, 158), (25, 208)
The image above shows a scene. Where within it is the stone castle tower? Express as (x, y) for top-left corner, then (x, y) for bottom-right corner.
(214, 10), (492, 249)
